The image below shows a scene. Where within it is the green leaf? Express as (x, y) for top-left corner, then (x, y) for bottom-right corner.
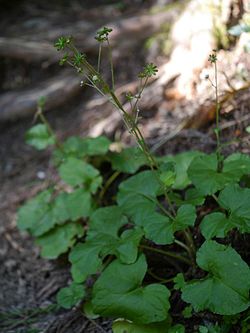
(136, 211), (173, 245)
(17, 190), (55, 237)
(54, 136), (111, 162)
(70, 206), (143, 282)
(53, 189), (92, 221)
(185, 188), (205, 206)
(168, 324), (185, 333)
(69, 242), (102, 283)
(136, 205), (195, 245)
(87, 206), (128, 240)
(109, 147), (147, 174)
(25, 124), (56, 150)
(173, 204), (196, 230)
(182, 305), (193, 319)
(59, 157), (102, 192)
(159, 161), (176, 187)
(117, 170), (160, 221)
(17, 189), (91, 237)
(83, 136), (111, 156)
(92, 254), (170, 324)
(188, 153), (250, 195)
(118, 170), (161, 197)
(200, 212), (232, 239)
(201, 184), (250, 239)
(173, 273), (186, 290)
(36, 223), (84, 259)
(57, 283), (85, 309)
(118, 192), (156, 223)
(83, 302), (100, 319)
(87, 207), (143, 263)
(112, 318), (172, 333)
(117, 228), (144, 264)
(181, 240), (250, 315)
(223, 153), (250, 178)
(159, 151), (203, 189)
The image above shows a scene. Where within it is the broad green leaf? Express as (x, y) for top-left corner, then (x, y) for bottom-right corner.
(117, 170), (160, 221)
(136, 211), (173, 245)
(219, 184), (250, 221)
(54, 136), (111, 162)
(83, 136), (111, 156)
(57, 283), (85, 309)
(201, 184), (250, 238)
(181, 240), (250, 315)
(70, 207), (143, 282)
(88, 207), (143, 263)
(116, 228), (144, 264)
(136, 205), (196, 245)
(36, 223), (84, 259)
(223, 153), (250, 178)
(109, 147), (147, 174)
(200, 212), (232, 239)
(188, 153), (250, 195)
(118, 170), (161, 197)
(92, 254), (170, 324)
(112, 318), (172, 333)
(185, 188), (205, 206)
(53, 189), (92, 222)
(87, 206), (128, 240)
(168, 325), (185, 333)
(25, 124), (56, 150)
(173, 204), (196, 230)
(17, 190), (55, 237)
(69, 242), (102, 283)
(188, 154), (224, 195)
(159, 151), (203, 189)
(59, 157), (102, 192)
(117, 192), (156, 223)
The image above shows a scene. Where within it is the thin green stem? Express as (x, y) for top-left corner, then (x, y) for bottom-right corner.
(99, 171), (120, 202)
(214, 61), (222, 172)
(147, 269), (174, 284)
(107, 39), (115, 91)
(174, 239), (190, 253)
(97, 44), (102, 72)
(140, 244), (191, 265)
(182, 229), (196, 267)
(36, 108), (62, 151)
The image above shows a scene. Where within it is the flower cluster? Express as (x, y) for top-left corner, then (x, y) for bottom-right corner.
(138, 63), (158, 78)
(95, 27), (113, 42)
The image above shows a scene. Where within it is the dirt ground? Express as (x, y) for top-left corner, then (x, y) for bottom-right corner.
(1, 1), (250, 332)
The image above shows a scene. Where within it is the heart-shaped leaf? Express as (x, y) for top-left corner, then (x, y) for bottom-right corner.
(188, 154), (250, 195)
(36, 223), (84, 259)
(92, 254), (170, 324)
(25, 124), (56, 150)
(70, 206), (143, 282)
(57, 283), (85, 309)
(109, 147), (147, 174)
(181, 240), (250, 315)
(59, 157), (102, 192)
(136, 205), (196, 245)
(158, 151), (203, 189)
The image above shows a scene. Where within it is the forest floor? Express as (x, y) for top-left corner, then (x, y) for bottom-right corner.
(0, 1), (250, 332)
